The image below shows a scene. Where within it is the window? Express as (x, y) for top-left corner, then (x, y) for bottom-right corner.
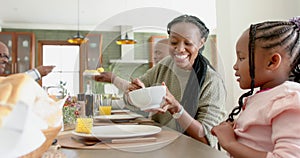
(39, 41), (80, 96)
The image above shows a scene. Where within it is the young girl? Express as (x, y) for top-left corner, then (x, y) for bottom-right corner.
(211, 17), (300, 157)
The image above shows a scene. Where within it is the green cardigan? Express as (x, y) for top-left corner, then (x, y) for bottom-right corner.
(139, 56), (227, 147)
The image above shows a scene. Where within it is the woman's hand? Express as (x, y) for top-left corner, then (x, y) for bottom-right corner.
(161, 84), (182, 114)
(94, 72), (116, 83)
(211, 121), (236, 150)
(128, 78), (145, 91)
(146, 82), (181, 114)
(125, 78), (145, 105)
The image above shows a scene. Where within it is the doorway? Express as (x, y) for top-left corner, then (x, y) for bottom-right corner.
(38, 41), (83, 96)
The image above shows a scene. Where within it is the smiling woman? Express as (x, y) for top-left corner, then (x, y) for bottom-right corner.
(125, 15), (226, 147)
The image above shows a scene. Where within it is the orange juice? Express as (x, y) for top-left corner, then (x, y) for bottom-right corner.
(99, 106), (112, 115)
(75, 118), (93, 134)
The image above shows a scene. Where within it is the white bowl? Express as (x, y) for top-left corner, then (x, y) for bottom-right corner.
(128, 86), (166, 110)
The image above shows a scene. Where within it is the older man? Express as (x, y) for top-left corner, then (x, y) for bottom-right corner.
(0, 42), (9, 74)
(153, 38), (169, 64)
(0, 41), (54, 80)
(94, 38), (171, 91)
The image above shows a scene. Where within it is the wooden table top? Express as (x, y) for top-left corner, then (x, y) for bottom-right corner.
(58, 128), (228, 158)
(44, 111), (228, 158)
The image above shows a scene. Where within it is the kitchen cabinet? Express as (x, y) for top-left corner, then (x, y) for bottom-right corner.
(0, 32), (35, 75)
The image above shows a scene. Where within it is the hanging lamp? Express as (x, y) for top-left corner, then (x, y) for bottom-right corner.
(67, 32), (87, 44)
(116, 32), (137, 45)
(67, 0), (88, 44)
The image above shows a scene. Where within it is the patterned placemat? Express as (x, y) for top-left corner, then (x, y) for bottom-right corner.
(58, 130), (180, 150)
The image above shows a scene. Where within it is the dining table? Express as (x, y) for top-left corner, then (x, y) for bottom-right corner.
(45, 110), (229, 158)
(59, 133), (228, 158)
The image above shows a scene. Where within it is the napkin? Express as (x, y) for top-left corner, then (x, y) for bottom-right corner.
(0, 101), (47, 158)
(0, 74), (65, 157)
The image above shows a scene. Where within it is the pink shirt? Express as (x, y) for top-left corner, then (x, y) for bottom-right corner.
(234, 81), (300, 158)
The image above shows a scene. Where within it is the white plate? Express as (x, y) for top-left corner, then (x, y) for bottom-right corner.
(72, 125), (161, 139)
(93, 113), (142, 121)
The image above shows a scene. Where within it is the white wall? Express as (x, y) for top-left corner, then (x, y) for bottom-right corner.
(216, 0), (300, 113)
(0, 0), (217, 32)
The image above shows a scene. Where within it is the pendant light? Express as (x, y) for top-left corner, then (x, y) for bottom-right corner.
(67, 0), (88, 44)
(116, 32), (137, 45)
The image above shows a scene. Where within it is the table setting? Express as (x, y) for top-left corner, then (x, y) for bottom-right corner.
(0, 73), (228, 158)
(55, 86), (183, 152)
(54, 85), (228, 158)
(58, 124), (180, 152)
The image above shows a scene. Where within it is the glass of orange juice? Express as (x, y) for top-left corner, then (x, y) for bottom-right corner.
(99, 94), (112, 115)
(93, 94), (112, 116)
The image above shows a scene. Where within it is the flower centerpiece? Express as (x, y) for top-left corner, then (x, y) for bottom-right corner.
(63, 96), (80, 130)
(58, 81), (80, 130)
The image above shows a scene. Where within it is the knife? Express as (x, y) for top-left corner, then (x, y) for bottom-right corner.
(111, 137), (157, 144)
(71, 136), (157, 146)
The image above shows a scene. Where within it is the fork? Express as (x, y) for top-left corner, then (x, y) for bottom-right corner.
(71, 136), (157, 146)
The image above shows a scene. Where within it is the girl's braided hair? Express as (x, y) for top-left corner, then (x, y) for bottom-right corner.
(227, 17), (300, 122)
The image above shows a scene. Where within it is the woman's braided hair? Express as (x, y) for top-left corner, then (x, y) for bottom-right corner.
(227, 17), (300, 122)
(167, 15), (210, 52)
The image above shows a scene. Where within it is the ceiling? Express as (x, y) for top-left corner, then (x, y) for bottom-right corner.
(0, 0), (217, 32)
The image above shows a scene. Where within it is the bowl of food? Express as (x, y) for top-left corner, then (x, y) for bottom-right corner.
(128, 85), (166, 110)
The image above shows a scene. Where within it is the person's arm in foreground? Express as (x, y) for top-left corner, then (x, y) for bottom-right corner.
(25, 65), (55, 81)
(94, 72), (130, 92)
(212, 108), (300, 158)
(212, 122), (267, 158)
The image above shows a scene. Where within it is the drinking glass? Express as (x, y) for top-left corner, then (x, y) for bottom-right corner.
(99, 94), (112, 115)
(94, 94), (112, 116)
